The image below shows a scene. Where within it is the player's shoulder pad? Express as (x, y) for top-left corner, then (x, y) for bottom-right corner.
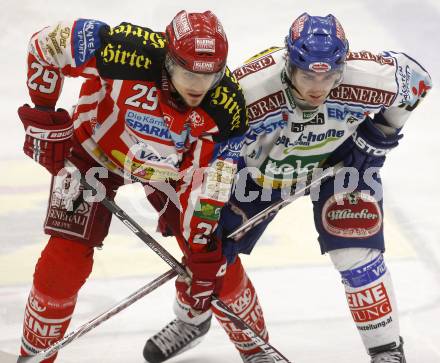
(243, 46), (284, 64)
(233, 47), (284, 82)
(201, 67), (249, 143)
(69, 19), (108, 67)
(383, 50), (432, 111)
(95, 22), (167, 81)
(342, 50), (432, 111)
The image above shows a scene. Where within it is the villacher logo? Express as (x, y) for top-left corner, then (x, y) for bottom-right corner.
(309, 62), (331, 72)
(322, 192), (382, 238)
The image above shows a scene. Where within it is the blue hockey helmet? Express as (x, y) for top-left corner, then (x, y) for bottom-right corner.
(286, 13), (349, 73)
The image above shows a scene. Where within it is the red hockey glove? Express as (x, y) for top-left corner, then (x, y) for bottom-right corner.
(176, 239), (227, 315)
(18, 105), (74, 175)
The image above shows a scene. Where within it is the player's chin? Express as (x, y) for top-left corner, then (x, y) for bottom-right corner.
(307, 95), (326, 106)
(183, 93), (205, 107)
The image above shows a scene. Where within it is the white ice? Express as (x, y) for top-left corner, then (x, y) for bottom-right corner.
(1, 0), (440, 362)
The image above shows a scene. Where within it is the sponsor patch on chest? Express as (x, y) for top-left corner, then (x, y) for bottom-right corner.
(125, 110), (171, 140)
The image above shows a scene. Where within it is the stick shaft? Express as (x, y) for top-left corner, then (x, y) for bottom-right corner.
(18, 269), (177, 363)
(228, 164), (343, 239)
(87, 181), (293, 362)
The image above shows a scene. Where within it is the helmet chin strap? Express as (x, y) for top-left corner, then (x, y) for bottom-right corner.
(291, 86), (318, 110)
(284, 72), (320, 111)
(160, 68), (190, 112)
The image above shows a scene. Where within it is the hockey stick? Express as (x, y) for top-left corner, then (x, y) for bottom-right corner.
(228, 163), (344, 240)
(79, 178), (293, 363)
(1, 268), (177, 363)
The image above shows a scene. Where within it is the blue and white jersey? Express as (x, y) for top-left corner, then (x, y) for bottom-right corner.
(233, 47), (431, 188)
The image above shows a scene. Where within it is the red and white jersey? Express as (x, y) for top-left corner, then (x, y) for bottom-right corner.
(25, 19), (248, 251)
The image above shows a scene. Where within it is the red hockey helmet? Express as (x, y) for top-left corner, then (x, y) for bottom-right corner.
(165, 10), (228, 74)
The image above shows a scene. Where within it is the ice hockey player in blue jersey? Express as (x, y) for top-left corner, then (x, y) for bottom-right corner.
(143, 13), (431, 363)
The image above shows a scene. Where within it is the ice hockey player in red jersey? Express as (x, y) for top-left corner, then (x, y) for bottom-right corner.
(144, 13), (432, 363)
(17, 10), (248, 362)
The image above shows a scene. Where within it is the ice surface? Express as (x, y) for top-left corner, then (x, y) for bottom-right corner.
(1, 1), (439, 362)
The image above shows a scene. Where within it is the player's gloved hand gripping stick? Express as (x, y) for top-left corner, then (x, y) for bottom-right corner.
(79, 174), (293, 363)
(1, 167), (292, 362)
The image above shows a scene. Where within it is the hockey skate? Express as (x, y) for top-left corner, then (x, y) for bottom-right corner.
(369, 337), (406, 363)
(240, 351), (275, 363)
(143, 317), (211, 363)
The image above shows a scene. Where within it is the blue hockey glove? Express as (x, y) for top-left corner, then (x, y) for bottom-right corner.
(341, 116), (403, 172)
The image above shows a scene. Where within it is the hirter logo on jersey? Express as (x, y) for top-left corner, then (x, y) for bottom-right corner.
(309, 62), (331, 72)
(195, 38), (215, 53)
